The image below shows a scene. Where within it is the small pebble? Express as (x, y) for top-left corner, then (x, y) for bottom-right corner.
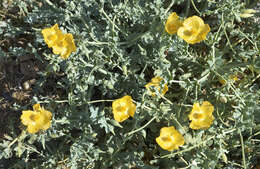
(219, 96), (227, 103)
(23, 81), (30, 90)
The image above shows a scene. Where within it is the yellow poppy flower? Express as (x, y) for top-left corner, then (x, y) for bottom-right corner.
(42, 24), (76, 59)
(165, 12), (183, 35)
(145, 76), (168, 96)
(188, 101), (214, 130)
(112, 95), (136, 122)
(21, 104), (52, 134)
(52, 33), (77, 59)
(177, 16), (210, 44)
(41, 24), (64, 48)
(156, 126), (185, 151)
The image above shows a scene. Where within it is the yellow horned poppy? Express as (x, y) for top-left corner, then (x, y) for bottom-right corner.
(41, 24), (64, 48)
(156, 126), (185, 151)
(145, 76), (168, 96)
(52, 33), (76, 59)
(177, 16), (210, 44)
(188, 101), (214, 129)
(42, 24), (76, 59)
(21, 104), (52, 134)
(112, 95), (136, 122)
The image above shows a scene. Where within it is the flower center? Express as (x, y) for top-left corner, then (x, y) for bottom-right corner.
(116, 106), (126, 112)
(29, 114), (37, 121)
(161, 136), (171, 142)
(193, 113), (203, 119)
(183, 30), (192, 36)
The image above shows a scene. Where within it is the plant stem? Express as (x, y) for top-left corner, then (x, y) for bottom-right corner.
(239, 129), (247, 169)
(160, 135), (215, 158)
(160, 128), (236, 159)
(191, 0), (201, 15)
(185, 0), (191, 17)
(87, 99), (114, 104)
(126, 116), (157, 136)
(164, 0), (175, 15)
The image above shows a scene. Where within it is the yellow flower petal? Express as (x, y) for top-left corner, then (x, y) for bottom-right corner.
(165, 12), (183, 35)
(65, 34), (76, 52)
(156, 126), (185, 151)
(112, 95), (136, 122)
(41, 24), (64, 48)
(33, 103), (41, 111)
(41, 120), (51, 130)
(151, 76), (163, 83)
(162, 84), (169, 95)
(52, 33), (76, 59)
(201, 101), (214, 115)
(27, 124), (40, 134)
(20, 104), (52, 134)
(42, 109), (52, 120)
(21, 110), (35, 126)
(52, 39), (65, 55)
(177, 16), (210, 44)
(145, 76), (168, 96)
(188, 101), (214, 130)
(198, 24), (210, 41)
(42, 24), (76, 59)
